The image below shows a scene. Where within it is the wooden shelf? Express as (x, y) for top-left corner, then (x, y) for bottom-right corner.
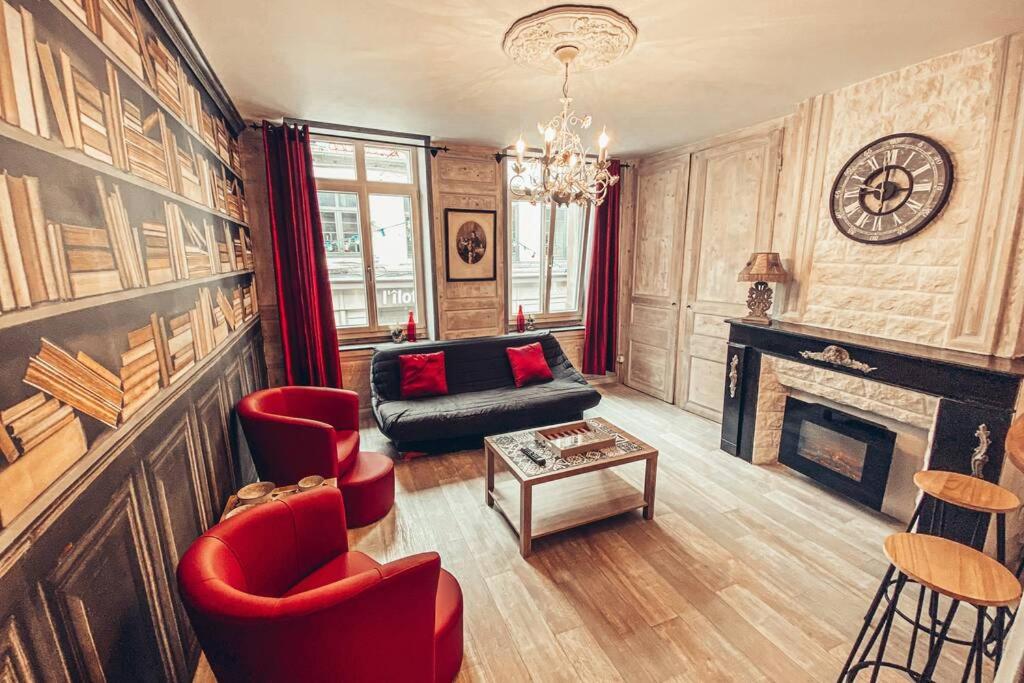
(0, 269), (254, 332)
(0, 316), (261, 559)
(0, 119), (249, 228)
(490, 469), (646, 539)
(45, 0), (245, 183)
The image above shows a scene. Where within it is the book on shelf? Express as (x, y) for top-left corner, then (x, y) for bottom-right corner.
(0, 412), (87, 527)
(1, 2), (36, 135)
(61, 222), (121, 298)
(105, 60), (129, 170)
(72, 65), (113, 164)
(119, 323), (159, 421)
(23, 338), (122, 427)
(36, 42), (76, 148)
(0, 173), (62, 309)
(95, 177), (146, 289)
(59, 48), (83, 149)
(145, 34), (184, 120)
(97, 0), (144, 80)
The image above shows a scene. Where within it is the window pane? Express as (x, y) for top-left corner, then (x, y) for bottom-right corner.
(509, 200), (549, 315)
(319, 190), (368, 327)
(549, 204), (588, 313)
(311, 139), (357, 180)
(369, 194), (417, 326)
(365, 146), (412, 183)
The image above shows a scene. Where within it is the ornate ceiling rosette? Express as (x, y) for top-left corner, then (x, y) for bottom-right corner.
(502, 5), (638, 73)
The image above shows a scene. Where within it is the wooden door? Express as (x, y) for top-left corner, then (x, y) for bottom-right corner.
(623, 153), (690, 402)
(677, 129), (782, 421)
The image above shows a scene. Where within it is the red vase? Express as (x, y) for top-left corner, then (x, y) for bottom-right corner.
(516, 305), (526, 333)
(406, 311), (416, 342)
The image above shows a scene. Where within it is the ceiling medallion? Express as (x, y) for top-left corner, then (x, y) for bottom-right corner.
(503, 5), (635, 207)
(502, 4), (638, 73)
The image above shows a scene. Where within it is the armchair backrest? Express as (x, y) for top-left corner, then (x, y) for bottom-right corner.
(237, 388), (340, 482)
(177, 488), (439, 682)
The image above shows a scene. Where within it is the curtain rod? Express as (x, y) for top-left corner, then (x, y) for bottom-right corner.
(249, 122), (450, 156)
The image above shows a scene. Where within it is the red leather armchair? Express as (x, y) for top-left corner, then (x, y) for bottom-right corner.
(237, 387), (394, 526)
(177, 487), (463, 682)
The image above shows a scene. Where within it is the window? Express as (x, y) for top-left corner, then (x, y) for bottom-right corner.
(312, 138), (426, 338)
(506, 161), (592, 322)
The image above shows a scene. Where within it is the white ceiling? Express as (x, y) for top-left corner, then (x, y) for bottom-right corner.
(177, 0), (1024, 156)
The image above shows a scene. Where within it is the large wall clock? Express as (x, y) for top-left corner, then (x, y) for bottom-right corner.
(829, 133), (953, 244)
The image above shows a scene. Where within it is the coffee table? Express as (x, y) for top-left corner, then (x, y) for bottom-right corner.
(484, 417), (658, 557)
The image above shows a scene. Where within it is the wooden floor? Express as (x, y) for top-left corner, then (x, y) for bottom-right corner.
(198, 383), (994, 681)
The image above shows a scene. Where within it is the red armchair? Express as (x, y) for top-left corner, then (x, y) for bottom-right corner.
(177, 487), (463, 682)
(237, 387), (394, 526)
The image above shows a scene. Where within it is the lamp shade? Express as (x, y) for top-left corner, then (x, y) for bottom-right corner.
(737, 252), (789, 283)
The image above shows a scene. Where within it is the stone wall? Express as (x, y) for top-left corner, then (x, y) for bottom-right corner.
(795, 40), (1004, 345)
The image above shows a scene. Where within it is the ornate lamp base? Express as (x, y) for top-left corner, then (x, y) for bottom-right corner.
(742, 281), (774, 325)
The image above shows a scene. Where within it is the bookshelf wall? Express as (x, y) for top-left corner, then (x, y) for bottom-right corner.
(0, 0), (262, 679)
(0, 0), (259, 532)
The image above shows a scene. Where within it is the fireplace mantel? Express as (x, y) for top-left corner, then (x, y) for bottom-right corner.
(721, 319), (1024, 510)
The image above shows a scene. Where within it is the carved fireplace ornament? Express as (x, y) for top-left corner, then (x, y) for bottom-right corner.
(728, 354), (739, 398)
(799, 345), (877, 374)
(970, 424), (991, 478)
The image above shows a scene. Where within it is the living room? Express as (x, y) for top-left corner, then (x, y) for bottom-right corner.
(2, 0), (1024, 681)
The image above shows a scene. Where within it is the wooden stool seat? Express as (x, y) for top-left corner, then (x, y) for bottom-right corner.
(883, 533), (1022, 608)
(913, 470), (1021, 514)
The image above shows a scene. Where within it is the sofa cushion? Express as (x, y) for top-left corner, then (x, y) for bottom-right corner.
(506, 342), (554, 388)
(375, 378), (600, 442)
(399, 351), (449, 399)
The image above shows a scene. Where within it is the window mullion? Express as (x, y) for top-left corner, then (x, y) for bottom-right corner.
(543, 205), (557, 315)
(358, 188), (379, 330)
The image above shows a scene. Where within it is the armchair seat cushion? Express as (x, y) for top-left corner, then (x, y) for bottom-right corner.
(375, 379), (600, 443)
(435, 570), (464, 683)
(283, 551), (381, 597)
(335, 430), (360, 476)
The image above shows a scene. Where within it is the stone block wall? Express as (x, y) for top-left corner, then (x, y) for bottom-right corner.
(798, 39), (1004, 346)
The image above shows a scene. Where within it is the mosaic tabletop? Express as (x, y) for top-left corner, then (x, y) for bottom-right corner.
(487, 419), (652, 478)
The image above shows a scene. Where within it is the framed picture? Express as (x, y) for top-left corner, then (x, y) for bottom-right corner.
(444, 208), (497, 282)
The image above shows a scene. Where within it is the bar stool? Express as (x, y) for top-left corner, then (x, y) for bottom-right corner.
(838, 470), (1022, 681)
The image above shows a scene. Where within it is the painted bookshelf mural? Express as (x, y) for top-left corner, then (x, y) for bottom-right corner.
(0, 0), (256, 533)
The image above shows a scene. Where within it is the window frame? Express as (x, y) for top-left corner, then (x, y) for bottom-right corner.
(505, 158), (594, 327)
(313, 138), (428, 341)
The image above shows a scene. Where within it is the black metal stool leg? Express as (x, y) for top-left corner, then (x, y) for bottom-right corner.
(906, 584), (927, 672)
(837, 565), (896, 683)
(920, 598), (961, 682)
(868, 573), (906, 683)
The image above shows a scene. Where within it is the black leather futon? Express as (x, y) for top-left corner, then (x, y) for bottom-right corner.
(370, 331), (601, 452)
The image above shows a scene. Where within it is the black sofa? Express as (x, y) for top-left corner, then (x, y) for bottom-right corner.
(370, 331), (601, 452)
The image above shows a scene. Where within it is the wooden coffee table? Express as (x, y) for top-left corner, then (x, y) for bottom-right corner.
(484, 417), (658, 557)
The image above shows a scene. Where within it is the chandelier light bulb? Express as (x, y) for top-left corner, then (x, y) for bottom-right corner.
(598, 128), (609, 149)
(515, 135), (525, 164)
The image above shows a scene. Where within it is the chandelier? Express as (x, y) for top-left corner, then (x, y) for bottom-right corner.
(508, 46), (617, 207)
(502, 5), (637, 208)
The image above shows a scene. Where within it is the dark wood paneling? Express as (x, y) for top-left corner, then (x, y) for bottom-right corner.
(195, 383), (234, 525)
(0, 323), (265, 683)
(44, 480), (172, 681)
(0, 616), (36, 682)
(142, 411), (208, 672)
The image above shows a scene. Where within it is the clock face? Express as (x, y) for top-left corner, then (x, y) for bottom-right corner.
(829, 133), (953, 244)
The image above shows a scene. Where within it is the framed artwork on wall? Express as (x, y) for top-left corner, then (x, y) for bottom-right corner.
(444, 208), (497, 282)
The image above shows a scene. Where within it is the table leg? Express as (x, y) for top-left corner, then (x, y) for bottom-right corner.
(485, 444), (495, 508)
(519, 482), (532, 557)
(643, 454), (658, 520)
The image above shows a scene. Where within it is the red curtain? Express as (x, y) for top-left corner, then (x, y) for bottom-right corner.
(262, 121), (342, 388)
(582, 160), (622, 376)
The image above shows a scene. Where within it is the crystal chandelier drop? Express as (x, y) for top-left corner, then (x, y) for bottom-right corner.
(508, 45), (619, 207)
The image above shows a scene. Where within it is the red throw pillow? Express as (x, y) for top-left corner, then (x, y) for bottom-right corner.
(506, 342), (554, 388)
(399, 352), (448, 399)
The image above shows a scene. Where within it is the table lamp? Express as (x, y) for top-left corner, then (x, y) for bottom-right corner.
(737, 252), (789, 325)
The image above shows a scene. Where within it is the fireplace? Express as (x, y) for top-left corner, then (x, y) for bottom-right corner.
(779, 397), (896, 511)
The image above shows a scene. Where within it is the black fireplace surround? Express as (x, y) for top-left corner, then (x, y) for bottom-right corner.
(720, 319), (1024, 546)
